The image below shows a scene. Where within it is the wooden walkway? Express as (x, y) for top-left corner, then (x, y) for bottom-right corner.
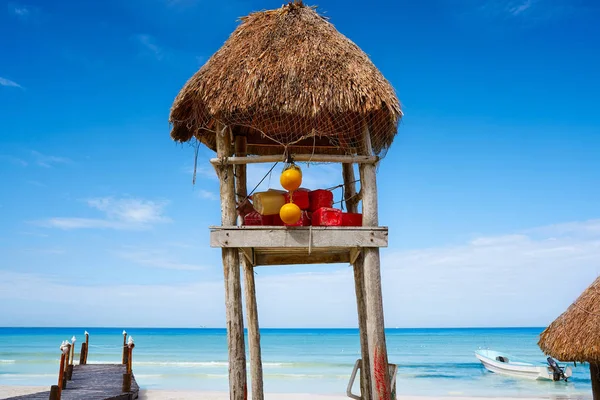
(7, 364), (139, 400)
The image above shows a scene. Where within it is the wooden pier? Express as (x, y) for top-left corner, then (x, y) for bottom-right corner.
(6, 331), (139, 400)
(7, 364), (139, 400)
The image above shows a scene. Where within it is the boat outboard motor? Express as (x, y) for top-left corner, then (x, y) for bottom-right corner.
(547, 357), (567, 381)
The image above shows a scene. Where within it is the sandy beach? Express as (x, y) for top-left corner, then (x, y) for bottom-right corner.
(0, 386), (582, 400)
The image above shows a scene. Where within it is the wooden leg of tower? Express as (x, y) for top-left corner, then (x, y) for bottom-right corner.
(343, 163), (372, 400)
(216, 124), (247, 400)
(361, 245), (389, 400)
(236, 135), (264, 400)
(354, 254), (372, 400)
(224, 248), (247, 400)
(359, 125), (391, 400)
(243, 259), (263, 399)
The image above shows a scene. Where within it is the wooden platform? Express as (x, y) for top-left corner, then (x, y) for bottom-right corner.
(210, 226), (388, 266)
(6, 364), (139, 400)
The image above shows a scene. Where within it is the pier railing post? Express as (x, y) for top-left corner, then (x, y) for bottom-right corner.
(122, 330), (128, 364)
(56, 341), (69, 396)
(67, 336), (75, 380)
(84, 331), (89, 364)
(62, 343), (71, 389)
(123, 337), (135, 393)
(49, 385), (60, 400)
(79, 342), (87, 365)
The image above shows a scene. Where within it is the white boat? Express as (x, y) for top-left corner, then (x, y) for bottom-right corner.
(475, 349), (572, 381)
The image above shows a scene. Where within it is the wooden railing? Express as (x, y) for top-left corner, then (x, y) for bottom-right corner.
(48, 330), (134, 400)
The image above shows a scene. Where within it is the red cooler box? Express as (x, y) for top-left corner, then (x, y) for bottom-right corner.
(244, 212), (273, 226)
(312, 207), (342, 226)
(284, 211), (312, 227)
(342, 212), (363, 226)
(271, 213), (284, 226)
(309, 190), (334, 211)
(284, 189), (310, 210)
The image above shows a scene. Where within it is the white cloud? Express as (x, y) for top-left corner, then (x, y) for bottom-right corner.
(0, 270), (225, 327)
(114, 247), (206, 271)
(508, 0), (533, 15)
(31, 150), (72, 168)
(133, 34), (163, 60)
(12, 6), (29, 16)
(476, 0), (579, 20)
(34, 197), (171, 230)
(0, 77), (22, 88)
(26, 180), (46, 187)
(197, 189), (218, 201)
(7, 3), (40, 21)
(0, 155), (27, 166)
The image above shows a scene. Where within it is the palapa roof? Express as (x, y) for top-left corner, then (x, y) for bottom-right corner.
(538, 276), (600, 362)
(169, 1), (402, 157)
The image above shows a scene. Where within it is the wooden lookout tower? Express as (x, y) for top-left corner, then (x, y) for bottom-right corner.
(169, 2), (402, 399)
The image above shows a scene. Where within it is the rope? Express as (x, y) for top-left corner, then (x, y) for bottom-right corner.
(239, 161), (279, 206)
(192, 141), (200, 185)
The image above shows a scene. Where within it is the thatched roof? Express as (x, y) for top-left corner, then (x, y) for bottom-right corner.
(538, 276), (600, 362)
(169, 1), (402, 157)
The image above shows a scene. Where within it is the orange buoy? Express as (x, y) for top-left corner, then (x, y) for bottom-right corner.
(280, 164), (302, 192)
(279, 202), (302, 225)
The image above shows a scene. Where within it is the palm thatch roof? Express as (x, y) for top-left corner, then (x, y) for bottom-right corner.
(169, 1), (402, 157)
(538, 276), (600, 362)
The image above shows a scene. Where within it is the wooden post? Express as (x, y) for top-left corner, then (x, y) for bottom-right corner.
(57, 352), (66, 390)
(359, 125), (391, 400)
(70, 337), (75, 365)
(236, 135), (264, 400)
(343, 163), (372, 400)
(591, 362), (600, 400)
(122, 331), (127, 364)
(127, 341), (135, 375)
(84, 331), (89, 365)
(49, 385), (60, 400)
(217, 123), (248, 400)
(122, 373), (132, 393)
(57, 343), (68, 391)
(68, 337), (75, 380)
(62, 344), (71, 389)
(79, 342), (87, 365)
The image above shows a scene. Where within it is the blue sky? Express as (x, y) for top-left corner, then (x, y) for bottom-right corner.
(1, 0), (599, 328)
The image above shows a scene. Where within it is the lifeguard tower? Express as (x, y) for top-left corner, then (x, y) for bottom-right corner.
(169, 2), (402, 399)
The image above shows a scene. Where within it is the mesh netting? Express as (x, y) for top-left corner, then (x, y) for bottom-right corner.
(174, 110), (398, 160)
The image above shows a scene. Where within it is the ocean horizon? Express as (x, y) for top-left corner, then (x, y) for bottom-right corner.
(0, 327), (592, 398)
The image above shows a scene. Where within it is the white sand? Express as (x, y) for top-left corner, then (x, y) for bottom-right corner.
(138, 390), (558, 400)
(0, 387), (579, 400)
(0, 386), (47, 399)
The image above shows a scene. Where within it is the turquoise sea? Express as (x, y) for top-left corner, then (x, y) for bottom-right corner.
(0, 327), (592, 398)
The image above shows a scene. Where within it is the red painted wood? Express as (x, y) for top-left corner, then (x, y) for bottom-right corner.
(374, 347), (390, 400)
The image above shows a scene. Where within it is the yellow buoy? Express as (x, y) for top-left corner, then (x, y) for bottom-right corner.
(279, 202), (302, 225)
(280, 164), (302, 192)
